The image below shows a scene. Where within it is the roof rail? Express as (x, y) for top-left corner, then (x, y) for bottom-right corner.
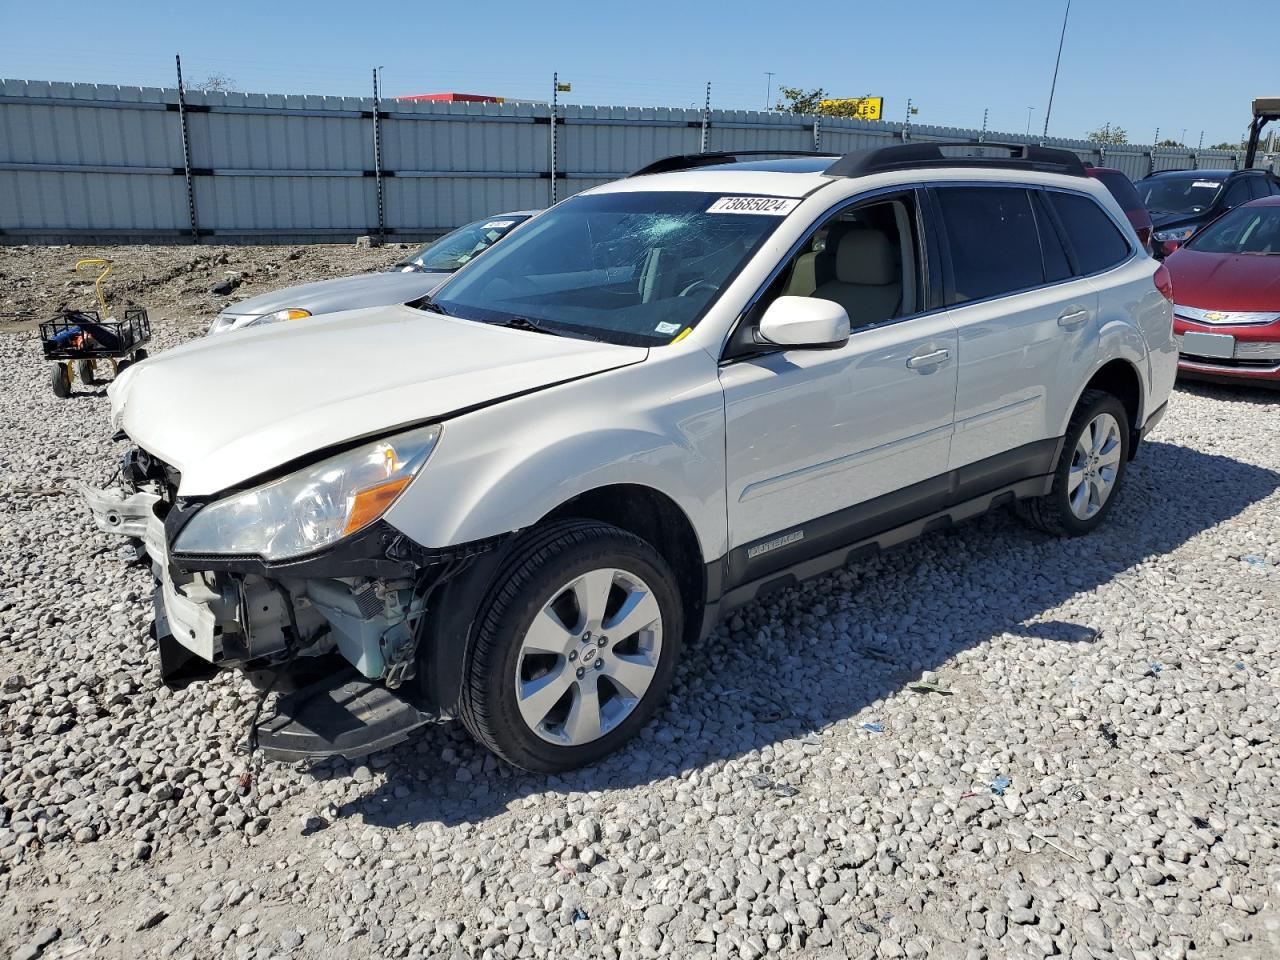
(629, 150), (836, 177)
(824, 141), (1087, 178)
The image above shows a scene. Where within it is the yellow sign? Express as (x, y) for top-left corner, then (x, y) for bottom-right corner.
(819, 97), (883, 120)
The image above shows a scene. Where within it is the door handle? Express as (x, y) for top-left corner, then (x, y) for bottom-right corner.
(1057, 309), (1089, 329)
(906, 348), (950, 370)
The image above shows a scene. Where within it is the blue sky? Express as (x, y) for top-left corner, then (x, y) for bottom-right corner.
(0, 0), (1268, 146)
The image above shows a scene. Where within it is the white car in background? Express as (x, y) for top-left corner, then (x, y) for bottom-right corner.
(205, 211), (536, 334)
(85, 143), (1176, 773)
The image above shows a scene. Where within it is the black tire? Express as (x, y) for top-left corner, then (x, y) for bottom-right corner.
(50, 364), (71, 398)
(115, 358), (132, 375)
(459, 519), (684, 773)
(1015, 389), (1130, 536)
(133, 348), (148, 362)
(74, 359), (95, 385)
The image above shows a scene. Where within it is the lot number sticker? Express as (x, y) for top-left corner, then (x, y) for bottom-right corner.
(707, 196), (801, 216)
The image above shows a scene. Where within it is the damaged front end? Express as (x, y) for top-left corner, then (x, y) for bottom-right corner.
(83, 439), (486, 762)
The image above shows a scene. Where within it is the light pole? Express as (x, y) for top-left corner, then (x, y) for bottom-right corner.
(1043, 0), (1072, 139)
(764, 72), (775, 112)
(1026, 106), (1035, 135)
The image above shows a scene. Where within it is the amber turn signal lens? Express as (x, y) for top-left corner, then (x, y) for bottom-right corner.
(343, 477), (411, 535)
(284, 309), (312, 321)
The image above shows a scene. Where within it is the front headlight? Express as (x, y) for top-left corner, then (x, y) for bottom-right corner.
(245, 308), (312, 328)
(174, 424), (441, 560)
(1154, 226), (1196, 243)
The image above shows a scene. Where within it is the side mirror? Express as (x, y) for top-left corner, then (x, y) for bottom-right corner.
(1162, 240), (1181, 255)
(758, 296), (850, 349)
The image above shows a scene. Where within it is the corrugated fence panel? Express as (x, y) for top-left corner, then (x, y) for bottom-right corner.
(1, 78), (1273, 243)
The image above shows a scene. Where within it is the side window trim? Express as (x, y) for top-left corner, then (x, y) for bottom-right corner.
(719, 185), (937, 362)
(1031, 187), (1082, 277)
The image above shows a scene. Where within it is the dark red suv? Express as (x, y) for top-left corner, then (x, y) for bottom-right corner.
(1085, 166), (1154, 251)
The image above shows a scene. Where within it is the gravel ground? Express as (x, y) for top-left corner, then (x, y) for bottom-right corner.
(0, 306), (1278, 959)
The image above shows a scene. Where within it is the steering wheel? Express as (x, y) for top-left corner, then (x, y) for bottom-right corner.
(678, 278), (720, 298)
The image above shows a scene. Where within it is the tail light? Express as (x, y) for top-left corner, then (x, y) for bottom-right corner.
(1154, 263), (1174, 303)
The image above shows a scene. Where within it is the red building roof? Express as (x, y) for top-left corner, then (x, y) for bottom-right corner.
(396, 92), (504, 103)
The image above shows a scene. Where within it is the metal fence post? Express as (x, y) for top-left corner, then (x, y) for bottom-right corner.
(700, 82), (711, 153)
(371, 68), (385, 244)
(174, 55), (199, 243)
(550, 73), (559, 205)
(813, 116), (821, 152)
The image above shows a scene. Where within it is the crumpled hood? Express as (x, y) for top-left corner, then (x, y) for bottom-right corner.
(1165, 249), (1280, 311)
(110, 305), (647, 496)
(219, 270), (450, 321)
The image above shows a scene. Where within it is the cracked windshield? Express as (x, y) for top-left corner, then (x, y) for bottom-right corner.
(427, 192), (791, 345)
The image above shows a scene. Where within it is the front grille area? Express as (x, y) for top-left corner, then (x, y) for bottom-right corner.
(1175, 335), (1280, 365)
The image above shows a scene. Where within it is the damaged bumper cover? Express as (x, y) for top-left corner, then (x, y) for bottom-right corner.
(83, 481), (497, 760)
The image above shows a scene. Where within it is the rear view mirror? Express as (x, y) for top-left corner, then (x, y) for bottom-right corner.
(758, 296), (850, 349)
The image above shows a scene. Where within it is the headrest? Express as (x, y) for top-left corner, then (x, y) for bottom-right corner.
(835, 230), (896, 285)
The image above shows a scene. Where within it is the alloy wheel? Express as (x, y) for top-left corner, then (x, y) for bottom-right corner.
(513, 567), (664, 746)
(1068, 412), (1122, 520)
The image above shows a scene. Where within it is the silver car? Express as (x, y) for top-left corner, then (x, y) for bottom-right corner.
(206, 211), (535, 334)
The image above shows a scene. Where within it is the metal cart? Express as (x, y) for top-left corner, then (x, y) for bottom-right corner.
(38, 259), (152, 398)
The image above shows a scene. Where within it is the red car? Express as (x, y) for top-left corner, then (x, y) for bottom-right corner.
(1166, 196), (1280, 387)
(1086, 166), (1154, 250)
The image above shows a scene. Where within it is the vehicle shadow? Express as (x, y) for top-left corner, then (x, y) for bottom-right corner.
(314, 438), (1280, 828)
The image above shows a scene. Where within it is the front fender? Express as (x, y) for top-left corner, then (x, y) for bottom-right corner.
(382, 349), (728, 561)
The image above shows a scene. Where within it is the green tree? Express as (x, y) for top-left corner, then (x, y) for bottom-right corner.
(1156, 139), (1185, 148)
(1087, 125), (1129, 145)
(1209, 141), (1240, 151)
(774, 86), (828, 114)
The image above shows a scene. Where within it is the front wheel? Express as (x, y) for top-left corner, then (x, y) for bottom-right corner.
(459, 519), (683, 772)
(74, 359), (95, 385)
(1016, 389), (1130, 536)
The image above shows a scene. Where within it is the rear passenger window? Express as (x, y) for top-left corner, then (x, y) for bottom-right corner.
(1248, 177), (1271, 200)
(936, 187), (1043, 304)
(1048, 192), (1131, 274)
(1032, 192), (1072, 282)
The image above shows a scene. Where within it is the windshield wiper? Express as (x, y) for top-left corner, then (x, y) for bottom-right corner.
(497, 316), (602, 342)
(418, 296), (450, 315)
(501, 316), (557, 335)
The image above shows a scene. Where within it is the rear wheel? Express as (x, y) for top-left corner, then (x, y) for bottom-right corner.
(459, 519), (683, 772)
(74, 359), (95, 385)
(132, 348), (148, 362)
(1016, 389), (1130, 536)
(50, 364), (71, 398)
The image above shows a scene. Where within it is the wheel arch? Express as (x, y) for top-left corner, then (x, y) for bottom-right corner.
(541, 483), (708, 651)
(1068, 357), (1145, 457)
(416, 482), (710, 718)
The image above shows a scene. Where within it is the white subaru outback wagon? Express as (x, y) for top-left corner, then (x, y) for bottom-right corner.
(85, 143), (1177, 772)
